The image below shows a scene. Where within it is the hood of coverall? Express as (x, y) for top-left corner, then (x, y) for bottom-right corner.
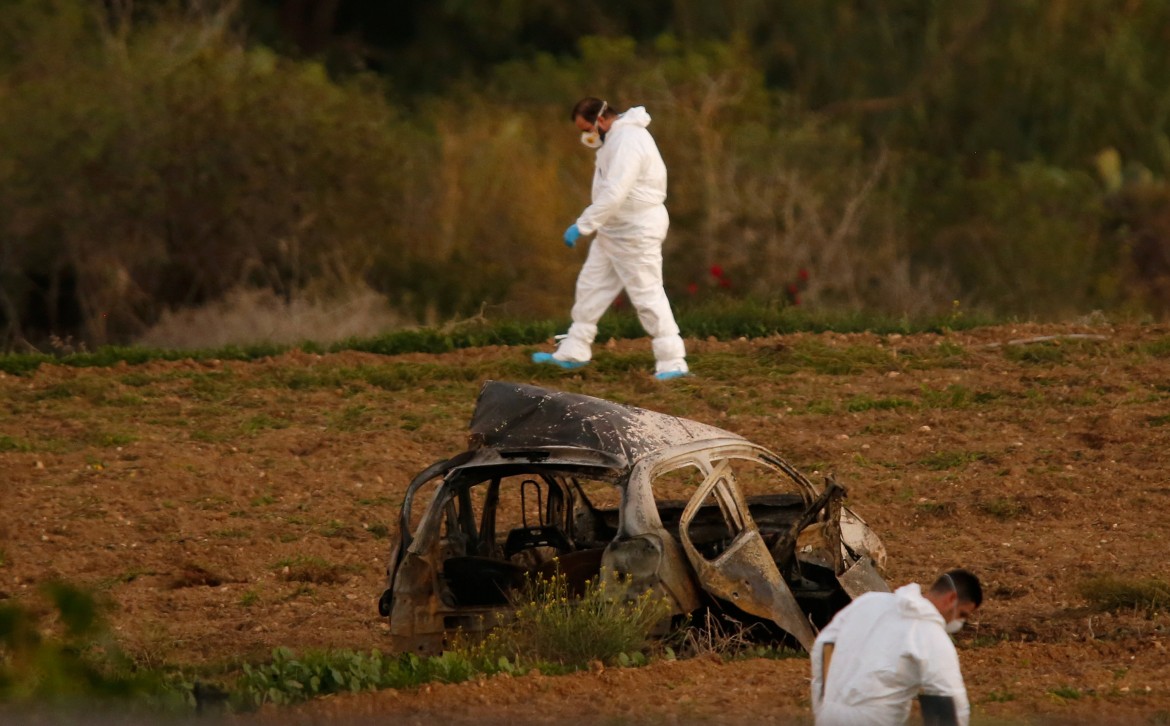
(611, 106), (653, 132)
(894, 583), (947, 627)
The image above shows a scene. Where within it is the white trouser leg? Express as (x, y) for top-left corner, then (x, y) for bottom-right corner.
(612, 240), (688, 374)
(555, 238), (624, 363)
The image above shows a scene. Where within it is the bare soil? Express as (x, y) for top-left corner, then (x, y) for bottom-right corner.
(2, 322), (1169, 724)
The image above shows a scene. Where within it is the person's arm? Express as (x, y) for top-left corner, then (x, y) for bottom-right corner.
(918, 631), (970, 726)
(575, 133), (644, 235)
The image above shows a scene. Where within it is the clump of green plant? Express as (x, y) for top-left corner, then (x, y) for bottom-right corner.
(237, 647), (394, 707)
(978, 496), (1028, 521)
(920, 450), (988, 471)
(495, 570), (671, 669)
(235, 646), (510, 709)
(0, 582), (189, 707)
(1079, 576), (1170, 616)
(275, 556), (349, 584)
(1002, 343), (1066, 364)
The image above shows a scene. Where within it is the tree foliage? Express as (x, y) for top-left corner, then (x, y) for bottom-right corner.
(2, 0), (1170, 349)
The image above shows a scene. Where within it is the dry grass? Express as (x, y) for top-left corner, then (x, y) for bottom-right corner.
(137, 286), (408, 350)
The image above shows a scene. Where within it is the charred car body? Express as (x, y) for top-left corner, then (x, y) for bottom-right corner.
(379, 381), (888, 653)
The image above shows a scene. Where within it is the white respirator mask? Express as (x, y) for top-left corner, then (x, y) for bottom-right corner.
(579, 101), (607, 148)
(945, 618), (966, 634)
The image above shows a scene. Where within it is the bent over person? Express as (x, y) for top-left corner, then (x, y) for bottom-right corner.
(810, 569), (983, 726)
(532, 97), (689, 381)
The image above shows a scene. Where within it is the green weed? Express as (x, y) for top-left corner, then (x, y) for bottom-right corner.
(185, 372), (237, 402)
(1079, 576), (1170, 615)
(978, 497), (1028, 521)
(920, 451), (989, 470)
(919, 384), (1004, 409)
(86, 430), (137, 447)
(1048, 685), (1083, 700)
(235, 647), (496, 708)
(915, 501), (956, 517)
(211, 528), (251, 540)
(765, 339), (898, 376)
(492, 570), (671, 668)
(1003, 343), (1066, 365)
(190, 428), (231, 443)
(844, 395), (915, 412)
(275, 557), (351, 584)
(241, 414), (290, 434)
(331, 404), (372, 431)
(0, 435), (32, 452)
(1140, 337), (1170, 358)
(320, 520), (358, 539)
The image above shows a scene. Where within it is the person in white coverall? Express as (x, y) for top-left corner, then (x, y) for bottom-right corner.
(531, 97), (689, 381)
(810, 569), (983, 726)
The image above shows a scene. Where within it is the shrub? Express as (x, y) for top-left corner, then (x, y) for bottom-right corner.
(493, 569), (672, 669)
(0, 582), (187, 707)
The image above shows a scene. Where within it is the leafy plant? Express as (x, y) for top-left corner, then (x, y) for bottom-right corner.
(491, 569), (672, 668)
(0, 582), (189, 707)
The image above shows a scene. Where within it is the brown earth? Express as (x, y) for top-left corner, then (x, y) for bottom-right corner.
(2, 322), (1169, 725)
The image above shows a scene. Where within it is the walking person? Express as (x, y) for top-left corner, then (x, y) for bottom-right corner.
(810, 569), (984, 726)
(532, 97), (689, 381)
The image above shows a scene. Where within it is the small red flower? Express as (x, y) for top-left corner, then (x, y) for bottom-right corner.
(709, 265), (724, 279)
(798, 268), (810, 282)
(786, 283), (801, 306)
(687, 282), (699, 295)
(718, 277), (732, 289)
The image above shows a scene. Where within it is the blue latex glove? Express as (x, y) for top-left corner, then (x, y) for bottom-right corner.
(563, 223), (581, 248)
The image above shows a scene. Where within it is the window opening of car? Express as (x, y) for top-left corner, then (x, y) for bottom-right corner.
(683, 461), (747, 561)
(518, 478), (545, 528)
(433, 472), (618, 607)
(647, 462), (707, 536)
(569, 478), (620, 547)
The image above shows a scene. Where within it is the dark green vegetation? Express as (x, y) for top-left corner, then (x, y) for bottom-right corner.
(2, 1), (1170, 351)
(0, 582), (189, 707)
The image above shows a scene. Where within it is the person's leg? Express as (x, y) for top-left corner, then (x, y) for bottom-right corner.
(612, 241), (688, 375)
(553, 237), (624, 363)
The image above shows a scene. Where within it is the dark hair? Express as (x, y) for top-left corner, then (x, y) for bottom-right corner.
(930, 568), (983, 607)
(570, 97), (615, 124)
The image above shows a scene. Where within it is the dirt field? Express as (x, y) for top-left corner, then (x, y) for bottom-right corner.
(2, 321), (1169, 724)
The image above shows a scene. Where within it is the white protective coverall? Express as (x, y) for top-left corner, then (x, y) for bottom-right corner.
(810, 584), (970, 726)
(554, 106), (688, 375)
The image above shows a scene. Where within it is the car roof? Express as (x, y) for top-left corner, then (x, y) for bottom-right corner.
(466, 380), (745, 469)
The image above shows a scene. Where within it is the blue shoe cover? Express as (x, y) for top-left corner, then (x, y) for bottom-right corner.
(532, 352), (587, 370)
(654, 370), (691, 381)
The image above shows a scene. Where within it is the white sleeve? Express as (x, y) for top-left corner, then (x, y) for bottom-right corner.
(918, 630), (971, 726)
(575, 133), (644, 235)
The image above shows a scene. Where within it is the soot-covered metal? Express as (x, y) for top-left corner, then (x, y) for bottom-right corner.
(380, 381), (889, 654)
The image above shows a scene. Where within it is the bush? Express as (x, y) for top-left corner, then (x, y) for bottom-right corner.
(0, 582), (187, 708)
(491, 569), (672, 668)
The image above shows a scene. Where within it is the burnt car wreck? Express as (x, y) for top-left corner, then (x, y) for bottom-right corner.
(379, 380), (888, 653)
